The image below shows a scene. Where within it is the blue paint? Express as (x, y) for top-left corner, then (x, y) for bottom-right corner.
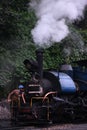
(50, 71), (76, 93)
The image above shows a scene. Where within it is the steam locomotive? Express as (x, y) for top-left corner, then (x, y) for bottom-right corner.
(10, 49), (87, 124)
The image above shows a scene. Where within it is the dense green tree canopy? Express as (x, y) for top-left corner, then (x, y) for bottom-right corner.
(74, 7), (87, 43)
(0, 1), (87, 98)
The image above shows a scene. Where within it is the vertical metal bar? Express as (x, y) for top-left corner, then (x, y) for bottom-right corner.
(36, 48), (44, 80)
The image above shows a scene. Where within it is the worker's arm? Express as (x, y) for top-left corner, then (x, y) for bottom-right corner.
(7, 90), (15, 102)
(21, 93), (26, 104)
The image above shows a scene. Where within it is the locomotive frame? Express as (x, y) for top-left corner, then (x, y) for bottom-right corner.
(10, 49), (87, 124)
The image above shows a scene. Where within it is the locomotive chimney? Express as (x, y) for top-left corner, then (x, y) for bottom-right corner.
(36, 48), (44, 80)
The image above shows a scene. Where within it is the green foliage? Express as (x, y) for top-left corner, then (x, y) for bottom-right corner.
(0, 86), (4, 100)
(14, 44), (36, 82)
(44, 43), (64, 69)
(74, 7), (87, 58)
(0, 0), (37, 90)
(0, 0), (36, 40)
(59, 25), (87, 63)
(79, 30), (87, 45)
(0, 0), (87, 99)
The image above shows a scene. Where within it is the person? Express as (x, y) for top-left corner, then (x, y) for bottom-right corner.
(23, 59), (40, 83)
(23, 59), (39, 73)
(7, 85), (26, 104)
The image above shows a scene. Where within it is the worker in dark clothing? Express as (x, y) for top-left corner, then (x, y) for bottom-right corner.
(23, 59), (39, 73)
(23, 59), (39, 83)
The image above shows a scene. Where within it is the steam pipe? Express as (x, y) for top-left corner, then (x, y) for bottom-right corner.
(36, 48), (44, 80)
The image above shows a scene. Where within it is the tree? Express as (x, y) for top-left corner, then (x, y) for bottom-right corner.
(0, 1), (87, 98)
(0, 0), (36, 91)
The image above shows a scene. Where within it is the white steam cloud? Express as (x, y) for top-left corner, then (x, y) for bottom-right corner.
(29, 0), (87, 47)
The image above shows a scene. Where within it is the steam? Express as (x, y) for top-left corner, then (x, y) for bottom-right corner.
(29, 0), (87, 47)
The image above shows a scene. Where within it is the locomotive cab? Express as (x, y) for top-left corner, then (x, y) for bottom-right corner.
(43, 70), (77, 94)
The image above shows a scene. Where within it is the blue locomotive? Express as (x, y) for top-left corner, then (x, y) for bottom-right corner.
(10, 49), (87, 123)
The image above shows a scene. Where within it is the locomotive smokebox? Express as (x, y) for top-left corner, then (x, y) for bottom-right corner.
(36, 48), (44, 80)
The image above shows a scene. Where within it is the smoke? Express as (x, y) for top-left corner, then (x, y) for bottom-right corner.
(29, 0), (87, 47)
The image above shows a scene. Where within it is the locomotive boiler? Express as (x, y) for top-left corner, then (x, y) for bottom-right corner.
(10, 49), (87, 123)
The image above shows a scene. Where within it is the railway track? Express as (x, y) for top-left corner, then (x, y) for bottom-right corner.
(0, 120), (87, 130)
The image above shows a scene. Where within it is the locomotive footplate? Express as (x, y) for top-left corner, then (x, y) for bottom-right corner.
(10, 96), (51, 123)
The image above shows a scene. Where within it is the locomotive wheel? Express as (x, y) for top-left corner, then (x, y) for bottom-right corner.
(50, 103), (64, 123)
(32, 103), (49, 121)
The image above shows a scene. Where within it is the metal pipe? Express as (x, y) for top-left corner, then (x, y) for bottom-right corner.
(36, 48), (44, 80)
